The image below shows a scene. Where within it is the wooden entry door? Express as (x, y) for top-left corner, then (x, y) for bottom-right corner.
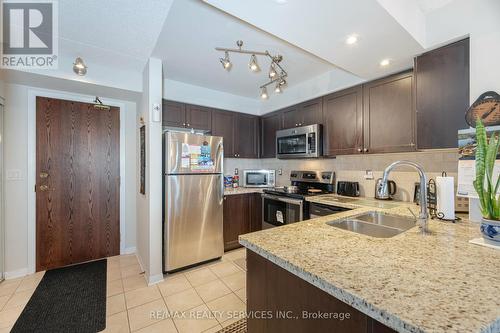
(36, 97), (120, 271)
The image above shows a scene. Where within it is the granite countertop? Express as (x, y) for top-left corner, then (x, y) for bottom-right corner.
(224, 187), (264, 195)
(239, 194), (500, 333)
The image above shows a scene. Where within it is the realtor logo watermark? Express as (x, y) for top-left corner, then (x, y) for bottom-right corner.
(1, 0), (58, 69)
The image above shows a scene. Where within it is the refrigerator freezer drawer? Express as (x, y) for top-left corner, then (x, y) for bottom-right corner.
(164, 174), (224, 272)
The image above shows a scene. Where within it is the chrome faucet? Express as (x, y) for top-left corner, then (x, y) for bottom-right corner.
(377, 161), (429, 232)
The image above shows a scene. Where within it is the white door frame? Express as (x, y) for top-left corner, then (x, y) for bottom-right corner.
(27, 88), (127, 274)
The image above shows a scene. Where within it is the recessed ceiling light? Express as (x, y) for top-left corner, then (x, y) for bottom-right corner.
(274, 0), (287, 4)
(380, 59), (390, 67)
(345, 35), (358, 45)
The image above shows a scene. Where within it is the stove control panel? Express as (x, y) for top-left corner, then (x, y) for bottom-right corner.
(290, 170), (335, 184)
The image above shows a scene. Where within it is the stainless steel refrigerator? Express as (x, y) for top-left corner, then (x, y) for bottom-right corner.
(163, 130), (224, 272)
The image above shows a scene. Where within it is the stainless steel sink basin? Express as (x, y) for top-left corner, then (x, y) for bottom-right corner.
(326, 211), (416, 238)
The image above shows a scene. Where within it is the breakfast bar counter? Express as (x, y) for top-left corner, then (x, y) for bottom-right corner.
(239, 195), (500, 333)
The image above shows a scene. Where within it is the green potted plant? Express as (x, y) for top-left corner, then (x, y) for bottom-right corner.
(473, 119), (500, 244)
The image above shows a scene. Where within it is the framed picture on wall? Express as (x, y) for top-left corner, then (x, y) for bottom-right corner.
(140, 125), (146, 195)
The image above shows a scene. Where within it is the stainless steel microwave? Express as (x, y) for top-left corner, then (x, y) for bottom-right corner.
(276, 124), (322, 159)
(243, 169), (276, 188)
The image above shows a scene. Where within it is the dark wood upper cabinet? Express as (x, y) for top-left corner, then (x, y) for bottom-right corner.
(415, 38), (469, 149)
(186, 105), (212, 131)
(236, 114), (259, 158)
(300, 98), (323, 126)
(223, 194), (251, 251)
(261, 112), (283, 158)
(282, 98), (322, 129)
(363, 71), (415, 154)
(162, 100), (186, 127)
(212, 110), (235, 157)
(323, 86), (363, 156)
(282, 106), (301, 129)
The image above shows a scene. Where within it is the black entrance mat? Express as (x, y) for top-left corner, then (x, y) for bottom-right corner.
(11, 259), (107, 333)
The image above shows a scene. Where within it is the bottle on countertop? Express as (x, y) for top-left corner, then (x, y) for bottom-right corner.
(232, 175), (239, 188)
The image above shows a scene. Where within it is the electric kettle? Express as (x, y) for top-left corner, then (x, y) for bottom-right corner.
(375, 178), (397, 200)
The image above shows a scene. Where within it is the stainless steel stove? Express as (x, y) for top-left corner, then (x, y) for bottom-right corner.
(261, 171), (335, 228)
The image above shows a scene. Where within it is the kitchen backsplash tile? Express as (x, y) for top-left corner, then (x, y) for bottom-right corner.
(225, 149), (459, 202)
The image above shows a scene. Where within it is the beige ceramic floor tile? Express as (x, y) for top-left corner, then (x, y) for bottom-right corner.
(3, 290), (32, 310)
(15, 277), (41, 293)
(164, 288), (204, 313)
(222, 249), (245, 261)
(122, 275), (148, 293)
(127, 299), (168, 332)
(194, 279), (231, 303)
(119, 255), (139, 268)
(208, 262), (242, 278)
(0, 305), (24, 328)
(102, 310), (130, 333)
(234, 288), (246, 303)
(107, 294), (126, 317)
(0, 280), (21, 297)
(173, 304), (219, 333)
(206, 293), (245, 324)
(107, 279), (124, 297)
(134, 318), (177, 333)
(202, 324), (222, 332)
(220, 272), (246, 292)
(125, 286), (161, 309)
(0, 296), (10, 312)
(107, 268), (122, 283)
(158, 275), (192, 298)
(185, 268), (218, 287)
(120, 264), (142, 279)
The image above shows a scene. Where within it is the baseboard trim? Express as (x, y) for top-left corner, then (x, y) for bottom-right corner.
(147, 273), (164, 286)
(5, 268), (28, 280)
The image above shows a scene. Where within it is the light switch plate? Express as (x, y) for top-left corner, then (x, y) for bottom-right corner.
(6, 169), (23, 180)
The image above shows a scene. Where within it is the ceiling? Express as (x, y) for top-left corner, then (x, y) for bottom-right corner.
(152, 0), (337, 98)
(203, 0), (426, 80)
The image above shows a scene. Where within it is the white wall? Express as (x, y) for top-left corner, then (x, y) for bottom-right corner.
(136, 58), (163, 285)
(2, 82), (137, 278)
(164, 79), (260, 115)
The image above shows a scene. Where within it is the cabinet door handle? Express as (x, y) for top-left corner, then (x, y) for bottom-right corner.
(182, 123), (186, 126)
(357, 148), (362, 152)
(363, 148), (368, 152)
(295, 123), (298, 126)
(187, 123), (190, 127)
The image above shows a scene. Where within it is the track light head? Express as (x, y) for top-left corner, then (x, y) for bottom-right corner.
(220, 51), (231, 70)
(249, 54), (260, 72)
(260, 87), (269, 99)
(275, 82), (282, 93)
(269, 64), (277, 78)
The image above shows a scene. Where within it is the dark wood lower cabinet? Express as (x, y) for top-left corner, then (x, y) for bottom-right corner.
(247, 250), (397, 333)
(223, 193), (262, 251)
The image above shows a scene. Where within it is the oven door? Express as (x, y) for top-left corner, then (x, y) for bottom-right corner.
(262, 194), (303, 229)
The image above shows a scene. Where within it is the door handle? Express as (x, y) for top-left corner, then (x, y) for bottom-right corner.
(40, 172), (49, 178)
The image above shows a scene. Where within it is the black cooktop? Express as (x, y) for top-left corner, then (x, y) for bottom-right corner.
(263, 187), (332, 200)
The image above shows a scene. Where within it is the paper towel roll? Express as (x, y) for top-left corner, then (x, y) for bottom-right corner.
(436, 176), (455, 220)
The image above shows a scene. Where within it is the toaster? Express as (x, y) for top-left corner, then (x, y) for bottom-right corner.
(337, 181), (360, 197)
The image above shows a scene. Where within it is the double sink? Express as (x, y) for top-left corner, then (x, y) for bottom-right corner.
(326, 211), (416, 238)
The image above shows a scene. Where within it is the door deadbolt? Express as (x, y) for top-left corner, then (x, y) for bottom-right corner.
(39, 185), (49, 191)
(40, 172), (49, 178)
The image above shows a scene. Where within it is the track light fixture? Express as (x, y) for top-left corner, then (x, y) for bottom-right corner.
(73, 57), (87, 76)
(220, 51), (231, 70)
(215, 40), (288, 100)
